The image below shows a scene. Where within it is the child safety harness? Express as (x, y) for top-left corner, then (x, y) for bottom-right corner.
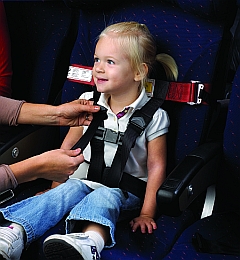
(69, 67), (212, 199)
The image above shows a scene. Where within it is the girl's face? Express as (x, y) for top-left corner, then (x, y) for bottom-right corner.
(93, 35), (141, 96)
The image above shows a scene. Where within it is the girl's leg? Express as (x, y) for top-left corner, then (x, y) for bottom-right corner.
(0, 179), (92, 245)
(68, 187), (140, 246)
(43, 187), (141, 260)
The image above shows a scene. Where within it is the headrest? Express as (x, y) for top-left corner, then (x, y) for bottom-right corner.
(63, 0), (236, 19)
(164, 0), (236, 20)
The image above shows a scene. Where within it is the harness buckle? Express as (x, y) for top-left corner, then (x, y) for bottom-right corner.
(187, 81), (205, 105)
(94, 126), (124, 145)
(128, 110), (150, 135)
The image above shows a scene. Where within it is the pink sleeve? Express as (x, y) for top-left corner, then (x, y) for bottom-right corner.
(0, 164), (18, 192)
(0, 96), (25, 126)
(0, 1), (12, 97)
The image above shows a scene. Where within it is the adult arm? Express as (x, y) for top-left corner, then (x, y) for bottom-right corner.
(50, 125), (84, 189)
(0, 96), (24, 126)
(0, 165), (18, 191)
(0, 96), (99, 127)
(9, 148), (83, 184)
(0, 148), (84, 192)
(17, 99), (99, 127)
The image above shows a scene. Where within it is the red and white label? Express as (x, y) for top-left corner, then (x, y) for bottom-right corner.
(67, 64), (95, 86)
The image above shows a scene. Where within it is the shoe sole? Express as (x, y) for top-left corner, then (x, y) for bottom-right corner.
(0, 252), (8, 260)
(43, 239), (84, 260)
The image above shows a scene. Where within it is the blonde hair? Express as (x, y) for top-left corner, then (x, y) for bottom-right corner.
(98, 21), (178, 86)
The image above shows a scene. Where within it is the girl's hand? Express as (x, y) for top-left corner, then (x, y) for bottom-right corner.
(129, 215), (157, 234)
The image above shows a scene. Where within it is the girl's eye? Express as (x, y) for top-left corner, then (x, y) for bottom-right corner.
(94, 57), (100, 63)
(107, 60), (115, 65)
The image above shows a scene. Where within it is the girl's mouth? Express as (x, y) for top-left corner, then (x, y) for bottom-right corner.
(96, 77), (108, 83)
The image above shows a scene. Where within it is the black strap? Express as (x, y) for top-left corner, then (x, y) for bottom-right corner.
(103, 81), (169, 198)
(71, 87), (106, 151)
(72, 81), (169, 198)
(71, 105), (107, 151)
(87, 125), (106, 183)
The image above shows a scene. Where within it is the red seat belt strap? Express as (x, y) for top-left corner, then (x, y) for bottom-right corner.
(67, 65), (211, 105)
(166, 81), (211, 105)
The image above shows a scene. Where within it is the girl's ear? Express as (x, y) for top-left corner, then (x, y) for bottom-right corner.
(134, 63), (148, 82)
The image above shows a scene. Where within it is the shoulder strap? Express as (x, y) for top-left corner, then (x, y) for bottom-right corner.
(71, 81), (169, 198)
(71, 89), (107, 151)
(103, 81), (169, 198)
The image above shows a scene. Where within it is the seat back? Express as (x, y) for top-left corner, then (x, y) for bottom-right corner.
(4, 0), (78, 104)
(14, 1), (239, 259)
(61, 0), (237, 170)
(213, 66), (240, 215)
(161, 65), (240, 260)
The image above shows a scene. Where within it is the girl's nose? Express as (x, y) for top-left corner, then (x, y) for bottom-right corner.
(94, 63), (104, 73)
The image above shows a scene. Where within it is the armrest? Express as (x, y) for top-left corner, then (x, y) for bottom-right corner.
(0, 124), (60, 165)
(156, 140), (222, 216)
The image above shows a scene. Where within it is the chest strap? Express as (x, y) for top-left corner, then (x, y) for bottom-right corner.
(71, 81), (169, 198)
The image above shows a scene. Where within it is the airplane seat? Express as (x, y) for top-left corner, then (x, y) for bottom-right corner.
(60, 0), (237, 162)
(0, 0), (79, 198)
(10, 0), (238, 259)
(162, 64), (240, 260)
(3, 0), (79, 104)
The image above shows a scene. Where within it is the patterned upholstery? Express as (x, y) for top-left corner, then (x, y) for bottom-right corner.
(162, 65), (240, 260)
(6, 0), (237, 259)
(4, 0), (78, 104)
(61, 0), (236, 163)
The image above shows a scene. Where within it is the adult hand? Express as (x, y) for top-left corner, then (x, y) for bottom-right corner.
(17, 99), (100, 126)
(34, 148), (84, 182)
(56, 99), (100, 126)
(10, 148), (84, 184)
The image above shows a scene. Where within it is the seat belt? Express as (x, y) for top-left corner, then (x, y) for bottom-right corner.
(201, 184), (216, 219)
(67, 64), (212, 105)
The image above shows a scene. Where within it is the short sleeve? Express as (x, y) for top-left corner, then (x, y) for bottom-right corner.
(146, 108), (170, 141)
(0, 165), (18, 192)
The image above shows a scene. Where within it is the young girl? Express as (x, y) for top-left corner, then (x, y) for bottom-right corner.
(0, 21), (177, 260)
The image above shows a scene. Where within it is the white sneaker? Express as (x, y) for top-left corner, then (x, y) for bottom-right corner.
(0, 225), (24, 260)
(43, 233), (100, 260)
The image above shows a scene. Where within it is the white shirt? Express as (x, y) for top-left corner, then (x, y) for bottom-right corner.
(71, 88), (170, 189)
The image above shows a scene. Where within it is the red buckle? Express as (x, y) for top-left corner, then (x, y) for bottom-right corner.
(166, 81), (211, 105)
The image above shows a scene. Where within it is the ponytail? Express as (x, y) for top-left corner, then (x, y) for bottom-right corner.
(156, 53), (178, 81)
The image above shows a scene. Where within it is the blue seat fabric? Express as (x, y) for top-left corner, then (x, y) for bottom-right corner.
(3, 0), (236, 259)
(61, 0), (234, 164)
(4, 0), (78, 104)
(162, 65), (240, 260)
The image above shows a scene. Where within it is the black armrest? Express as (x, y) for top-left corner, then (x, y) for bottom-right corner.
(0, 124), (60, 165)
(156, 140), (223, 216)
